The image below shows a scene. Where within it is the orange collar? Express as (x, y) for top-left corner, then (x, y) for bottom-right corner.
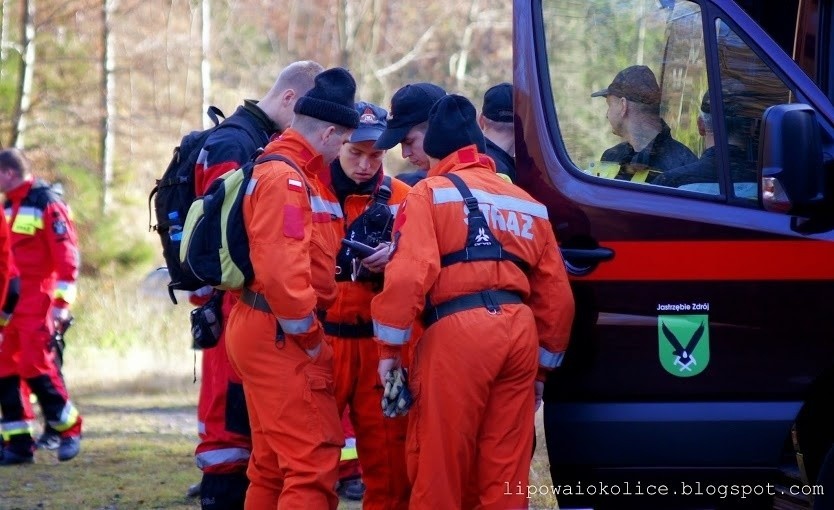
(266, 129), (329, 183)
(427, 145), (496, 177)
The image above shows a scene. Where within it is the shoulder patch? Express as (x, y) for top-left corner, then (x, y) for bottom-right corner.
(52, 219), (68, 236)
(288, 178), (304, 192)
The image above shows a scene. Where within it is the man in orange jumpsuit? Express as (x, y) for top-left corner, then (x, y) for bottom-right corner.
(0, 148), (82, 465)
(371, 95), (575, 509)
(189, 59), (323, 510)
(224, 67), (359, 510)
(322, 101), (412, 509)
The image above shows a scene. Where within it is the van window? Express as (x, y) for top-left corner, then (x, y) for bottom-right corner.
(540, 0), (797, 202)
(542, 0), (704, 186)
(710, 19), (794, 200)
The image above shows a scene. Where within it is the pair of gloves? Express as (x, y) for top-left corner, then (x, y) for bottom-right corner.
(381, 367), (412, 418)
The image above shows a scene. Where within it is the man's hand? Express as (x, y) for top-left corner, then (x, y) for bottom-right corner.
(378, 357), (399, 386)
(362, 242), (391, 273)
(51, 307), (71, 329)
(534, 381), (544, 412)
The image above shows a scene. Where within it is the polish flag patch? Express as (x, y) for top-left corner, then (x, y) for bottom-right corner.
(288, 178), (304, 192)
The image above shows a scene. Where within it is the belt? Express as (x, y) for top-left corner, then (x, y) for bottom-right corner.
(322, 321), (374, 338)
(423, 289), (523, 328)
(242, 288), (327, 320)
(241, 287), (272, 314)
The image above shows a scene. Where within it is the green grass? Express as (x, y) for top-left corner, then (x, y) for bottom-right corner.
(0, 274), (559, 509)
(0, 390), (201, 510)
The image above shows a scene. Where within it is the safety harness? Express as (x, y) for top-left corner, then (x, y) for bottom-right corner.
(422, 173), (526, 328)
(335, 175), (394, 283)
(326, 175), (394, 338)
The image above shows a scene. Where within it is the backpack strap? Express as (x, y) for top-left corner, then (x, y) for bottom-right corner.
(439, 173), (528, 272)
(252, 154), (311, 198)
(206, 105), (225, 127)
(374, 175), (393, 205)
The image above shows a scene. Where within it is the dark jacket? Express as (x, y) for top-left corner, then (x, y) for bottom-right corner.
(601, 121), (697, 183)
(485, 137), (516, 183)
(330, 160), (380, 206)
(653, 145), (755, 188)
(395, 169), (427, 186)
(194, 100), (279, 196)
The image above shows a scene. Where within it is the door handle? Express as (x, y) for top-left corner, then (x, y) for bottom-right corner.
(559, 246), (614, 276)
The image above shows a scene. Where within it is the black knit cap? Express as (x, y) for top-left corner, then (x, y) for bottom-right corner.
(423, 94), (486, 160)
(293, 67), (360, 129)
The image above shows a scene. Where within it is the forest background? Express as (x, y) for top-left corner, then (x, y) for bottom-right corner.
(0, 1), (538, 506)
(0, 0), (518, 386)
(0, 0), (515, 275)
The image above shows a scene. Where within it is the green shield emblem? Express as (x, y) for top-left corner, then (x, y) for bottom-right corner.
(657, 314), (710, 377)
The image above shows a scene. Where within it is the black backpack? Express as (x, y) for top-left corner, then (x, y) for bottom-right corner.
(148, 106), (259, 304)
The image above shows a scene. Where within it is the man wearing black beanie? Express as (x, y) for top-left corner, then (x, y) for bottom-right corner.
(225, 67), (359, 510)
(370, 94), (575, 509)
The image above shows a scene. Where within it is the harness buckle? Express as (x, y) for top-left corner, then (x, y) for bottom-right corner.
(482, 290), (501, 315)
(463, 196), (480, 212)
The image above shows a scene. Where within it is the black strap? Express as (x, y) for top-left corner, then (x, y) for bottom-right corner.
(375, 175), (392, 205)
(254, 154), (309, 196)
(206, 105), (225, 127)
(241, 287), (272, 314)
(322, 321), (374, 338)
(440, 173), (528, 271)
(423, 289), (523, 328)
(255, 153), (299, 171)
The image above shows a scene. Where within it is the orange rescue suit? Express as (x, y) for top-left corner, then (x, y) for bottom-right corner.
(321, 170), (412, 509)
(225, 130), (343, 510)
(372, 145), (575, 509)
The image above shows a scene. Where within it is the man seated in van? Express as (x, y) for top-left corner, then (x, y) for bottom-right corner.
(591, 65), (697, 183)
(653, 89), (755, 191)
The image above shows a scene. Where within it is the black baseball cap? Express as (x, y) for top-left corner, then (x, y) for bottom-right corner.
(482, 82), (513, 122)
(374, 82), (446, 149)
(591, 65), (661, 105)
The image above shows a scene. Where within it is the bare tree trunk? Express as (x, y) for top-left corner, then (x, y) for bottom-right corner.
(335, 0), (349, 68)
(12, 0), (35, 149)
(363, 0), (385, 97)
(201, 0), (211, 129)
(100, 0), (116, 213)
(287, 0), (298, 53)
(636, 1), (646, 65)
(0, 0), (9, 71)
(454, 0), (480, 91)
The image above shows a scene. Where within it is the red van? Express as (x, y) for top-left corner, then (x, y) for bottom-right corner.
(514, 0), (834, 508)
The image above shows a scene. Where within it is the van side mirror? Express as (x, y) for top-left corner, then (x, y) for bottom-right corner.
(759, 104), (824, 216)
